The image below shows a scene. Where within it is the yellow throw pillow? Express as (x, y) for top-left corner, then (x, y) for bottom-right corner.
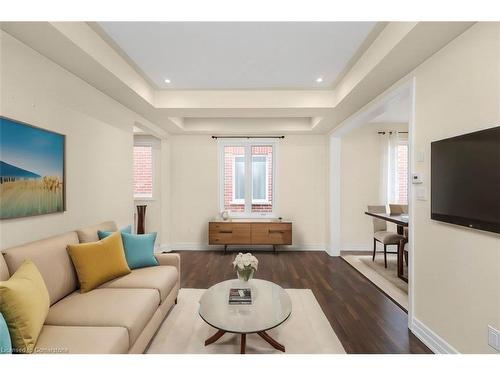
(67, 231), (131, 293)
(0, 260), (50, 354)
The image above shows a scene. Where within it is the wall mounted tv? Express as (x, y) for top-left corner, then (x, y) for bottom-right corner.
(431, 126), (500, 234)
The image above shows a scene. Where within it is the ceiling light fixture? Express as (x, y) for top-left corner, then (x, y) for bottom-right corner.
(164, 78), (171, 84)
(316, 77), (324, 83)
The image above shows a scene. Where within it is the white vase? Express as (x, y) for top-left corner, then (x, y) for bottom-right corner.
(236, 267), (255, 282)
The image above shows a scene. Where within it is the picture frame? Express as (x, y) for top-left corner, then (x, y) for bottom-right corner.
(0, 116), (66, 219)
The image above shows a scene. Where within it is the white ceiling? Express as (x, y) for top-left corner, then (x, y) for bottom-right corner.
(98, 22), (376, 90)
(2, 22), (473, 136)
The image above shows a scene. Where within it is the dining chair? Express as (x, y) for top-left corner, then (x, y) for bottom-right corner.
(398, 237), (409, 282)
(367, 205), (406, 268)
(389, 204), (408, 215)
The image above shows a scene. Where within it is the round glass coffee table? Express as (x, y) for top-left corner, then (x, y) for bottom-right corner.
(199, 279), (292, 354)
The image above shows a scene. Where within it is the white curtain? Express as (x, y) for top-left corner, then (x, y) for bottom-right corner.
(380, 131), (405, 205)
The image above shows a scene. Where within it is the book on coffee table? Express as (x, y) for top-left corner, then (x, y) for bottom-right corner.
(228, 288), (252, 305)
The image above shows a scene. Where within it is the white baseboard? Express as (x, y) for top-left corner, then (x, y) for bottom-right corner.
(410, 318), (459, 354)
(159, 243), (327, 252)
(341, 242), (401, 252)
(159, 243), (216, 252)
(341, 243), (372, 251)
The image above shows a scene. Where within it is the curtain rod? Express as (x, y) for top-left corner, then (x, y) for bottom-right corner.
(377, 131), (408, 135)
(211, 135), (285, 139)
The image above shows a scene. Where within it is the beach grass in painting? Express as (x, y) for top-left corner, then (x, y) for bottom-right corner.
(0, 178), (64, 219)
(0, 117), (65, 219)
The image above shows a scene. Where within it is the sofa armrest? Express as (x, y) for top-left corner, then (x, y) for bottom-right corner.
(155, 253), (181, 273)
(156, 253), (181, 292)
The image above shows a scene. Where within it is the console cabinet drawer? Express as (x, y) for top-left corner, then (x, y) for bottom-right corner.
(251, 223), (292, 245)
(209, 223), (251, 244)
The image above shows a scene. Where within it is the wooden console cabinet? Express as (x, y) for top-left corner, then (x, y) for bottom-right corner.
(209, 220), (292, 253)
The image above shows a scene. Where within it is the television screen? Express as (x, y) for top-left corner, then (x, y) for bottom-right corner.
(431, 126), (500, 234)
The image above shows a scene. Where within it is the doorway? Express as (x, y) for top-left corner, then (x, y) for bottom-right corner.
(329, 78), (416, 326)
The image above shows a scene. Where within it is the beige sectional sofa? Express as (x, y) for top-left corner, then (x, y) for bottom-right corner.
(0, 221), (180, 354)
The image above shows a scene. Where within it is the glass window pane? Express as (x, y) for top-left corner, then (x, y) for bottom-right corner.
(235, 156), (245, 200)
(133, 145), (153, 199)
(252, 156), (266, 200)
(251, 145), (273, 213)
(223, 146), (245, 212)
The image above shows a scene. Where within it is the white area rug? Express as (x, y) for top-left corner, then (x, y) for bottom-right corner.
(342, 254), (409, 310)
(147, 288), (346, 354)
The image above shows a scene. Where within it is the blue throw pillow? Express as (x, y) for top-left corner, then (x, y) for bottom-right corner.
(0, 313), (12, 354)
(97, 225), (132, 240)
(120, 232), (159, 269)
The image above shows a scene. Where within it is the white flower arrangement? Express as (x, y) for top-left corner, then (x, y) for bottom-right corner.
(232, 252), (258, 271)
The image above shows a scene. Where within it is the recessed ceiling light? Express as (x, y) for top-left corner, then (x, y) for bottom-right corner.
(164, 78), (171, 84)
(316, 77), (324, 83)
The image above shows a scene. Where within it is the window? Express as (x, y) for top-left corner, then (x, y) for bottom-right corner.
(219, 140), (276, 217)
(133, 144), (153, 199)
(385, 134), (408, 205)
(232, 154), (270, 204)
(395, 143), (408, 204)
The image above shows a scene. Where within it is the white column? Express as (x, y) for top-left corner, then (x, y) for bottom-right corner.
(328, 136), (341, 256)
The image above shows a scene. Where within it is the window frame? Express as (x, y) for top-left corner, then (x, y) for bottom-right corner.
(133, 142), (155, 200)
(218, 138), (278, 218)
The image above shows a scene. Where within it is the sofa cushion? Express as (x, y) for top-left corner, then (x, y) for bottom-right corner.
(35, 325), (129, 354)
(2, 232), (79, 305)
(67, 232), (131, 293)
(45, 288), (159, 345)
(0, 261), (50, 354)
(77, 221), (117, 243)
(99, 266), (178, 303)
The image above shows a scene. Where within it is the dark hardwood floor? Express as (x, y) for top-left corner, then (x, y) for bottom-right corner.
(176, 250), (431, 354)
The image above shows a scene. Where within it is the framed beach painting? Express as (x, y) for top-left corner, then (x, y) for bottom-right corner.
(0, 116), (65, 219)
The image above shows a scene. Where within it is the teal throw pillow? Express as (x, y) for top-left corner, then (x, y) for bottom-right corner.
(120, 232), (159, 269)
(97, 225), (132, 240)
(0, 313), (12, 354)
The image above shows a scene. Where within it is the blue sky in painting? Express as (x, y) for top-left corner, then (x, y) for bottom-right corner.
(0, 118), (64, 178)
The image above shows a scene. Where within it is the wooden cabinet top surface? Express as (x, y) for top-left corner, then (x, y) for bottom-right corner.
(209, 219), (292, 224)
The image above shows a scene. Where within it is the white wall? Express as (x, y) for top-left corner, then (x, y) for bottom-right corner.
(168, 135), (218, 248)
(410, 22), (500, 353)
(278, 135), (328, 249)
(340, 122), (407, 251)
(0, 31), (144, 249)
(165, 134), (328, 250)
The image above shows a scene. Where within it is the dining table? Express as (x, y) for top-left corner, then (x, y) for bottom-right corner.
(364, 211), (409, 282)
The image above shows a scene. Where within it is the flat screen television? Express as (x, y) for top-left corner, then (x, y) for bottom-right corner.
(431, 126), (500, 234)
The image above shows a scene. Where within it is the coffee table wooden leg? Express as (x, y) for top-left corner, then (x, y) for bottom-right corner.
(240, 334), (246, 354)
(257, 331), (285, 352)
(205, 329), (226, 346)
